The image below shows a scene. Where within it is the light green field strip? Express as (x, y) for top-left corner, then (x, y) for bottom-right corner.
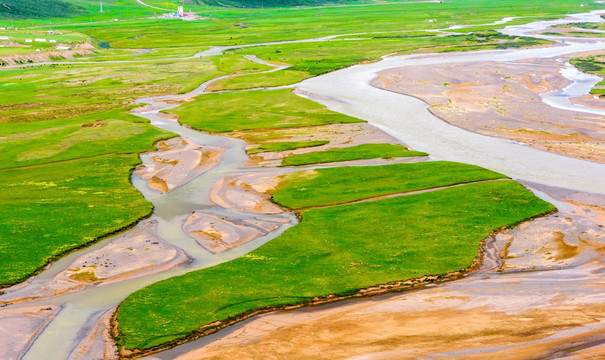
(247, 140), (329, 153)
(170, 88), (362, 133)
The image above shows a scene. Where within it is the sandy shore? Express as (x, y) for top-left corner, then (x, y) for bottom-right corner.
(372, 57), (605, 163)
(68, 308), (118, 360)
(0, 305), (59, 360)
(172, 189), (605, 360)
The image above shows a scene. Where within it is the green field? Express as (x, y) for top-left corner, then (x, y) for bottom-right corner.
(280, 143), (427, 166)
(170, 88), (362, 133)
(114, 175), (554, 353)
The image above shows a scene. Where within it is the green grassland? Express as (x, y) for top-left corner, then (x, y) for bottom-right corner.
(206, 68), (309, 91)
(170, 88), (361, 132)
(0, 29), (87, 44)
(114, 174), (554, 352)
(52, 0), (596, 48)
(247, 140), (329, 153)
(0, 52), (274, 287)
(201, 0), (351, 8)
(0, 54), (266, 125)
(273, 161), (507, 208)
(280, 143), (427, 166)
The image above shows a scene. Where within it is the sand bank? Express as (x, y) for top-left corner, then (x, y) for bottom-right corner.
(183, 211), (284, 253)
(372, 58), (605, 163)
(211, 171), (289, 214)
(135, 137), (223, 193)
(0, 221), (189, 304)
(229, 123), (404, 166)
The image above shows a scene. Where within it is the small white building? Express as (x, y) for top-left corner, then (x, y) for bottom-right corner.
(25, 39), (33, 43)
(35, 38), (47, 42)
(36, 48), (41, 52)
(49, 39), (57, 43)
(56, 45), (71, 50)
(0, 36), (10, 40)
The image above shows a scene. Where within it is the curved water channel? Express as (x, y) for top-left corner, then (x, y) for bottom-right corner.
(3, 58), (301, 360)
(2, 9), (605, 360)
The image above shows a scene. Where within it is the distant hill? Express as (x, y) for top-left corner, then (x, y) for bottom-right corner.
(0, 0), (86, 19)
(197, 0), (348, 8)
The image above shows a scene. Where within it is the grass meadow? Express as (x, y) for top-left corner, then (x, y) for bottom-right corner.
(115, 178), (554, 352)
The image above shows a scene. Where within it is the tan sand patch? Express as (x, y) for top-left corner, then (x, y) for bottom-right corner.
(183, 212), (282, 253)
(135, 136), (224, 193)
(211, 171), (289, 214)
(0, 305), (59, 360)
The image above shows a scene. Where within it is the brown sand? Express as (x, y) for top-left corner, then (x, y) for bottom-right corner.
(0, 44), (94, 66)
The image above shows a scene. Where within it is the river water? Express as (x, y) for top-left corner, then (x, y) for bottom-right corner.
(297, 10), (605, 196)
(3, 9), (605, 360)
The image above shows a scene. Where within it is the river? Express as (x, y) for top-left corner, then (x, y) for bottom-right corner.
(2, 9), (605, 360)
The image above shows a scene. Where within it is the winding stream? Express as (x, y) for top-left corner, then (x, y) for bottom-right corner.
(2, 60), (299, 360)
(2, 9), (605, 360)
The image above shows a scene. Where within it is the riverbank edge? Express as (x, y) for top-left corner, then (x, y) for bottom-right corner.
(110, 205), (558, 359)
(0, 150), (169, 292)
